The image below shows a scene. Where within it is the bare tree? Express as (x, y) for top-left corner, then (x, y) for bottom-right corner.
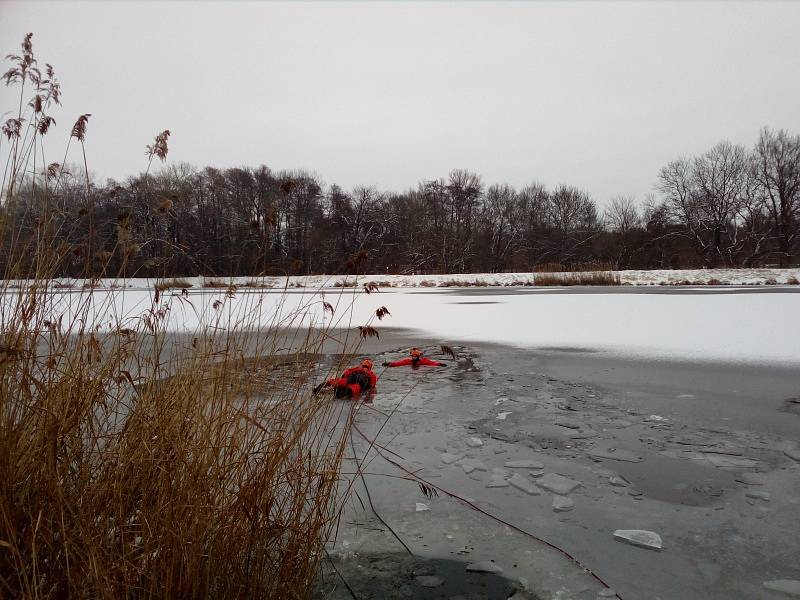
(546, 185), (598, 263)
(754, 127), (800, 266)
(604, 195), (641, 233)
(659, 142), (753, 266)
(479, 184), (520, 272)
(445, 169), (482, 271)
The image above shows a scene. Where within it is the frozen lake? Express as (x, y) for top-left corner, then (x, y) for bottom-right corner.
(16, 285), (800, 367)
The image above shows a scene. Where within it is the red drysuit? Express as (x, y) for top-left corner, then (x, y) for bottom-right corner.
(327, 366), (377, 399)
(385, 357), (446, 368)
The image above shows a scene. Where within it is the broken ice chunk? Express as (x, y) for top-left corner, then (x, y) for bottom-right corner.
(440, 452), (462, 464)
(552, 496), (574, 512)
(509, 473), (540, 495)
(415, 575), (444, 587)
(504, 459), (545, 470)
(763, 580), (800, 596)
(613, 529), (662, 550)
(466, 561), (504, 574)
(536, 473), (581, 495)
(461, 458), (488, 474)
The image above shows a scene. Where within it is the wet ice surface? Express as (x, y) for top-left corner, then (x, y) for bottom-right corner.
(319, 342), (800, 600)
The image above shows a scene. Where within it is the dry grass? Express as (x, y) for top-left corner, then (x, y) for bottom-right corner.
(332, 279), (356, 288)
(0, 272), (356, 598)
(0, 33), (357, 599)
(786, 276), (799, 285)
(201, 278), (231, 288)
(154, 277), (193, 291)
(437, 279), (490, 287)
(243, 279), (275, 289)
(533, 271), (621, 286)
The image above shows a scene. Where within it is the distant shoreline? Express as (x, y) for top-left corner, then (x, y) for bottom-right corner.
(3, 267), (800, 291)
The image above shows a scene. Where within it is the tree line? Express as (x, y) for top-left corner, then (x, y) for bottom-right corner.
(2, 33), (799, 278)
(3, 127), (799, 278)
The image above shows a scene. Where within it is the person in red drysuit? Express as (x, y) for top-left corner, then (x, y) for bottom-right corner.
(382, 347), (447, 368)
(319, 358), (378, 399)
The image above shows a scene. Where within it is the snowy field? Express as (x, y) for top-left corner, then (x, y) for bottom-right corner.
(8, 283), (800, 367)
(5, 267), (800, 291)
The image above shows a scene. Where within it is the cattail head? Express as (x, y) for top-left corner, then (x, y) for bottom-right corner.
(145, 129), (171, 162)
(44, 162), (61, 180)
(2, 118), (23, 141)
(70, 114), (91, 142)
(2, 34), (36, 85)
(21, 33), (33, 57)
(41, 64), (61, 106)
(358, 325), (379, 339)
(37, 115), (55, 135)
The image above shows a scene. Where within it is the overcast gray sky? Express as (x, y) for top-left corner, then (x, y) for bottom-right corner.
(2, 1), (799, 205)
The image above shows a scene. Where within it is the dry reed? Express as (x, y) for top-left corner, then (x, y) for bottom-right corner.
(1, 33), (359, 599)
(533, 271), (621, 286)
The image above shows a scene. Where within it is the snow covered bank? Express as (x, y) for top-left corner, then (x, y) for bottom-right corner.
(8, 267), (800, 291)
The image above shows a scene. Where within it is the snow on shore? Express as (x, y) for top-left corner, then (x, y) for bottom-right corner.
(9, 267), (800, 291)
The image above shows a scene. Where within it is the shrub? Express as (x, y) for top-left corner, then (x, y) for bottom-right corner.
(786, 276), (799, 285)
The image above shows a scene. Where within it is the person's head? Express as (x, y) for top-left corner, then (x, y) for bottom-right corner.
(410, 347), (423, 359)
(361, 358), (374, 370)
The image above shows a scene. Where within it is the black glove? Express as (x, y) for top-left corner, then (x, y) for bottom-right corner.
(382, 362), (391, 367)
